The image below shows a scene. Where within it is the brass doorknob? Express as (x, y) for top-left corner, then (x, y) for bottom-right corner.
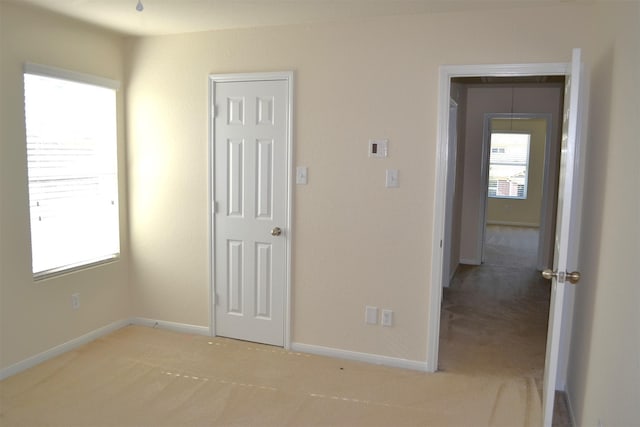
(270, 227), (282, 236)
(542, 269), (581, 284)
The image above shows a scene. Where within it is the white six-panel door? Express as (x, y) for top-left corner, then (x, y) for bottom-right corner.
(212, 76), (290, 347)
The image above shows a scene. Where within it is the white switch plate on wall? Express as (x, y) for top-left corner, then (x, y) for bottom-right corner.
(296, 166), (308, 184)
(386, 169), (399, 188)
(365, 306), (378, 325)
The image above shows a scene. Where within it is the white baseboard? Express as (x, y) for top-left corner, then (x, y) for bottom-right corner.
(130, 317), (211, 336)
(565, 388), (577, 427)
(460, 258), (481, 265)
(0, 319), (130, 381)
(0, 317), (211, 381)
(291, 342), (428, 372)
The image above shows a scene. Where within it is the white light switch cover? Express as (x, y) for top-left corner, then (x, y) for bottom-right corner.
(365, 306), (378, 325)
(296, 166), (308, 184)
(386, 169), (399, 188)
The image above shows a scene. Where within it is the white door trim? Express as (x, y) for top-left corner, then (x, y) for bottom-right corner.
(427, 61), (570, 372)
(208, 71), (294, 349)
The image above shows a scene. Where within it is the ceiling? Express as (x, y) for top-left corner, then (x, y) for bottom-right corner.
(10, 0), (579, 37)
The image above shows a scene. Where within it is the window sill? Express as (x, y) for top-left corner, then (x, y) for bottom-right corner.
(33, 254), (120, 282)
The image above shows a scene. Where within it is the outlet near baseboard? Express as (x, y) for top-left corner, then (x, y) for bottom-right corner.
(381, 309), (393, 327)
(365, 306), (378, 325)
(71, 293), (80, 310)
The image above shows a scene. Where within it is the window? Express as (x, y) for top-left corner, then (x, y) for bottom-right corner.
(487, 132), (531, 200)
(23, 64), (120, 279)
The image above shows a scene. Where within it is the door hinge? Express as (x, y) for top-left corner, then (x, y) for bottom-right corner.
(440, 239), (443, 248)
(215, 293), (220, 305)
(212, 201), (218, 213)
(212, 105), (218, 118)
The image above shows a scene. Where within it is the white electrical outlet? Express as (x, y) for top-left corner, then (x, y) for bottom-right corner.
(71, 293), (80, 310)
(365, 306), (378, 325)
(381, 309), (393, 327)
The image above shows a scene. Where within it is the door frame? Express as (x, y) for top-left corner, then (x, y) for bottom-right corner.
(442, 98), (458, 287)
(427, 61), (571, 372)
(208, 71), (294, 349)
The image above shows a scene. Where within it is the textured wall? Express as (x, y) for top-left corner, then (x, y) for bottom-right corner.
(0, 3), (131, 369)
(1, 2), (638, 425)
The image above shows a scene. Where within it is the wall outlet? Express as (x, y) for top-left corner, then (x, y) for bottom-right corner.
(71, 293), (80, 310)
(381, 309), (393, 327)
(365, 306), (378, 325)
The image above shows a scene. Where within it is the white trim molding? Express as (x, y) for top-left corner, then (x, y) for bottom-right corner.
(208, 71), (294, 349)
(428, 60), (571, 373)
(291, 342), (429, 372)
(459, 258), (482, 266)
(24, 62), (120, 90)
(130, 317), (211, 336)
(0, 318), (211, 380)
(0, 319), (130, 381)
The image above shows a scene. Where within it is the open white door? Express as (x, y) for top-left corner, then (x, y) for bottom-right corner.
(541, 48), (587, 427)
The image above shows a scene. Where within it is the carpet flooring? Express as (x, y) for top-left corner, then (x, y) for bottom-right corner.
(1, 225), (567, 426)
(439, 225), (571, 426)
(1, 326), (541, 426)
(438, 226), (550, 382)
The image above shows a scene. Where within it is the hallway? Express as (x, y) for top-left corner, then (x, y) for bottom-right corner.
(438, 226), (550, 386)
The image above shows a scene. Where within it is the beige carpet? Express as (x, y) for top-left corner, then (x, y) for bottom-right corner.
(1, 325), (541, 426)
(440, 226), (549, 387)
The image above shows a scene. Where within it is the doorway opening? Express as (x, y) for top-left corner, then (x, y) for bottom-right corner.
(437, 76), (565, 388)
(428, 51), (586, 427)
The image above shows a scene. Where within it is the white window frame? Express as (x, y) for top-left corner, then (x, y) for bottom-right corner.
(23, 63), (121, 280)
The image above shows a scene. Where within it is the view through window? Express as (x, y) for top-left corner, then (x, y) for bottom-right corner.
(24, 67), (120, 278)
(488, 132), (531, 199)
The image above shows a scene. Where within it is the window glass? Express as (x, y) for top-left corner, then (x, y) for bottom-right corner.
(488, 132), (531, 200)
(24, 72), (120, 278)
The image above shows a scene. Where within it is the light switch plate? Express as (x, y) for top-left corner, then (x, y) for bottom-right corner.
(386, 169), (399, 188)
(296, 166), (308, 185)
(365, 306), (378, 325)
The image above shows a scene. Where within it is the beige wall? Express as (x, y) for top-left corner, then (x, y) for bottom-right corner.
(487, 118), (548, 226)
(0, 3), (131, 368)
(126, 4), (639, 424)
(1, 1), (638, 425)
(126, 7), (577, 362)
(459, 84), (563, 263)
(566, 4), (640, 427)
